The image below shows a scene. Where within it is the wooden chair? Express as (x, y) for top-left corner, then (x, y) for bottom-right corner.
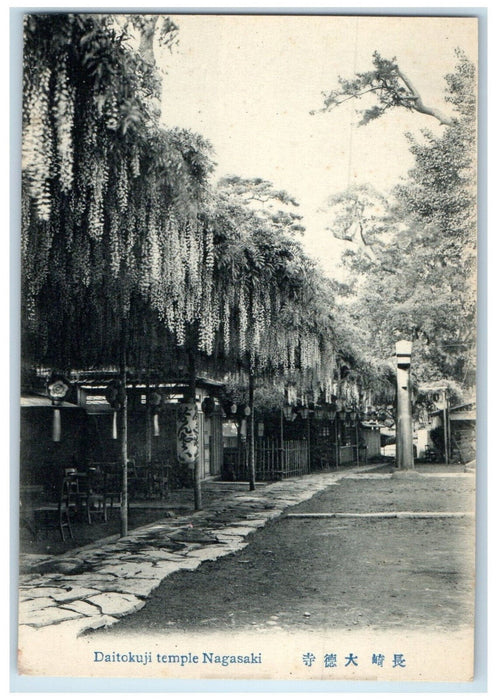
(103, 464), (123, 519)
(147, 460), (169, 500)
(31, 476), (75, 542)
(64, 468), (105, 525)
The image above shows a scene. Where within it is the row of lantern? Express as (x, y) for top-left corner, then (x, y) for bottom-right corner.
(47, 376), (203, 468)
(281, 404), (378, 422)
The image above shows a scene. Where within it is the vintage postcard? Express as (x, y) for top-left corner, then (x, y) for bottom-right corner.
(16, 11), (479, 685)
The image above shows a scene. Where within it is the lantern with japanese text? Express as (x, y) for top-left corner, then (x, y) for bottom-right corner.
(176, 401), (199, 466)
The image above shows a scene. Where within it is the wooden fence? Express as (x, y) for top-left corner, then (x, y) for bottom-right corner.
(222, 438), (309, 481)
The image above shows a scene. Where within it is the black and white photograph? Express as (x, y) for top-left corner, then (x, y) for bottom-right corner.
(16, 11), (479, 683)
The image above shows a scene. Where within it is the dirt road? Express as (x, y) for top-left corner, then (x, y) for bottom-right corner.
(91, 469), (475, 636)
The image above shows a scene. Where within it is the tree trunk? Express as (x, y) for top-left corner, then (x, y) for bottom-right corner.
(248, 372), (256, 491)
(188, 352), (202, 510)
(137, 16), (162, 122)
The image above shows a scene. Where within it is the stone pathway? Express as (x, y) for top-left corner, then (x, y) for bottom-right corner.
(18, 465), (379, 640)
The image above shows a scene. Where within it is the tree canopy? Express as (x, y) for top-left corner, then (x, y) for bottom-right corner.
(316, 50), (457, 127)
(22, 14), (217, 373)
(21, 13), (349, 404)
(323, 51), (477, 390)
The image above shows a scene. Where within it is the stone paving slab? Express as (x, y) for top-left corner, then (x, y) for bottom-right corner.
(18, 464), (381, 637)
(85, 592), (145, 618)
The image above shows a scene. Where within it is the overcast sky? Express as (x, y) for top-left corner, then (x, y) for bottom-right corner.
(156, 15), (477, 277)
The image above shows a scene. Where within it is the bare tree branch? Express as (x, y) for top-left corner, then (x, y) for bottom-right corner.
(396, 68), (455, 126)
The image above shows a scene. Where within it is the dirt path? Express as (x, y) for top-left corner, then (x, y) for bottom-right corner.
(92, 471), (475, 636)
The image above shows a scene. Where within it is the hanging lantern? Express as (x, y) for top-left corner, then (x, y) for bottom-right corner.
(328, 408), (337, 421)
(300, 407), (309, 420)
(222, 400), (237, 417)
(47, 374), (70, 443)
(240, 418), (247, 441)
(105, 380), (125, 440)
(350, 410), (357, 421)
(105, 380), (125, 411)
(176, 401), (198, 467)
(52, 407), (61, 442)
(314, 408), (324, 420)
(237, 404), (250, 418)
(149, 391), (162, 409)
(338, 409), (347, 421)
(282, 405), (294, 421)
(149, 391), (162, 437)
(201, 396), (215, 416)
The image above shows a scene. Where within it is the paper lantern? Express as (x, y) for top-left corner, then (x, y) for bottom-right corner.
(112, 410), (118, 440)
(105, 380), (125, 410)
(52, 408), (61, 442)
(282, 405), (294, 420)
(202, 396), (216, 416)
(176, 401), (198, 466)
(47, 375), (70, 442)
(153, 413), (160, 437)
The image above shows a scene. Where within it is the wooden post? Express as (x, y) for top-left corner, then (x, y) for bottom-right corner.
(443, 389), (449, 465)
(307, 415), (311, 473)
(395, 340), (414, 470)
(335, 418), (340, 468)
(355, 420), (360, 467)
(280, 407), (284, 475)
(119, 324), (128, 537)
(248, 372), (256, 491)
(145, 385), (152, 466)
(189, 352), (202, 511)
(447, 395), (452, 462)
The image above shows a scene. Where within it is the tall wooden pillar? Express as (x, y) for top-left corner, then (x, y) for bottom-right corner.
(119, 347), (128, 537)
(248, 372), (256, 491)
(188, 352), (202, 511)
(395, 340), (414, 470)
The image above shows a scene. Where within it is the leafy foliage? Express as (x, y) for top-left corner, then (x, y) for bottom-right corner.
(22, 13), (216, 370)
(316, 50), (456, 126)
(325, 52), (477, 390)
(208, 176), (339, 390)
(21, 13), (346, 401)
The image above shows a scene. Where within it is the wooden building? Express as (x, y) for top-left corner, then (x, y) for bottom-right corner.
(20, 375), (226, 495)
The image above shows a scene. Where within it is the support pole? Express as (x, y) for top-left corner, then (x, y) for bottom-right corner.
(307, 415), (311, 473)
(145, 380), (152, 466)
(443, 389), (449, 465)
(119, 325), (128, 537)
(189, 352), (202, 511)
(395, 340), (414, 470)
(355, 420), (360, 467)
(335, 419), (339, 468)
(447, 400), (452, 463)
(248, 372), (256, 491)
